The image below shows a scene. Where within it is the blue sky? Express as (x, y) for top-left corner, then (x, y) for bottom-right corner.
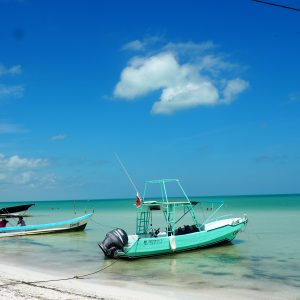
(0, 0), (300, 201)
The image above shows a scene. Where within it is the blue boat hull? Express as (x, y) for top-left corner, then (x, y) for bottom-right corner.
(0, 213), (93, 238)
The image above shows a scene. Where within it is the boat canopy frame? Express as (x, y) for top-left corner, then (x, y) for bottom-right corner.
(135, 179), (228, 236)
(136, 179), (200, 236)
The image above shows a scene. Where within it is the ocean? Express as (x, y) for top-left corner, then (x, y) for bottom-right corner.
(0, 194), (299, 295)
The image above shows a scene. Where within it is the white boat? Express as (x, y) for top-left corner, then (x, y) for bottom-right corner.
(0, 214), (93, 238)
(0, 213), (93, 238)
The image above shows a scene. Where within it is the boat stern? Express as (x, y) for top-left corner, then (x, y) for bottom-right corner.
(98, 228), (129, 258)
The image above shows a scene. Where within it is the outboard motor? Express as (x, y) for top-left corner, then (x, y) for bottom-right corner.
(98, 228), (128, 258)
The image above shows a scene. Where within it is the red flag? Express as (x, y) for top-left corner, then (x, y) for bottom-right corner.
(136, 193), (141, 208)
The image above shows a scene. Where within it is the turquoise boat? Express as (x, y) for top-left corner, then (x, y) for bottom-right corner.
(99, 179), (248, 258)
(0, 213), (93, 238)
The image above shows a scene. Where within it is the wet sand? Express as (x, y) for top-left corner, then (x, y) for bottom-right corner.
(1, 262), (299, 300)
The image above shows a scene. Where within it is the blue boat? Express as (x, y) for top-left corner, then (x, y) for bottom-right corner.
(0, 213), (93, 238)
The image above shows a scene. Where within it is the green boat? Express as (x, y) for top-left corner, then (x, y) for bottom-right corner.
(99, 179), (248, 258)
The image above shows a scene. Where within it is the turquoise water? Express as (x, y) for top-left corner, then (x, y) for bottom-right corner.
(1, 195), (300, 295)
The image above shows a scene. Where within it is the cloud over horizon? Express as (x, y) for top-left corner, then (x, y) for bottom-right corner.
(0, 84), (24, 99)
(0, 122), (27, 134)
(0, 64), (24, 100)
(51, 134), (67, 141)
(114, 39), (249, 114)
(0, 153), (48, 170)
(0, 153), (55, 188)
(0, 64), (22, 76)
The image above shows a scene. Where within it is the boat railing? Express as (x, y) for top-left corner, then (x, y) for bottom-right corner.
(198, 201), (224, 225)
(204, 214), (233, 223)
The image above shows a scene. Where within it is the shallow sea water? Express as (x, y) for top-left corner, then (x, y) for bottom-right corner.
(1, 195), (300, 296)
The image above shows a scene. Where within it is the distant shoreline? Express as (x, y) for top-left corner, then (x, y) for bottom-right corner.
(2, 192), (300, 203)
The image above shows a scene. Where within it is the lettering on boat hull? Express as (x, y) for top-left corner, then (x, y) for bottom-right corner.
(143, 239), (163, 246)
(70, 222), (80, 228)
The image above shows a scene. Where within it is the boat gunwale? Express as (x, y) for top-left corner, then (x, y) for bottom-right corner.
(119, 219), (248, 258)
(0, 213), (93, 233)
(119, 235), (241, 259)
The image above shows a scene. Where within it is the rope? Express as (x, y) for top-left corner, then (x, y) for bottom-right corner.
(0, 258), (119, 287)
(0, 216), (121, 288)
(90, 218), (115, 229)
(1, 219), (125, 287)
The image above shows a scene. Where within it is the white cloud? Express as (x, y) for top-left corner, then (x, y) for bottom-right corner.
(287, 92), (300, 103)
(114, 40), (249, 114)
(114, 52), (180, 99)
(39, 173), (57, 185)
(0, 173), (7, 181)
(152, 81), (219, 114)
(0, 64), (22, 76)
(51, 134), (67, 141)
(0, 64), (23, 101)
(0, 122), (27, 134)
(0, 153), (48, 170)
(0, 84), (24, 99)
(13, 171), (34, 185)
(13, 172), (57, 187)
(0, 153), (54, 188)
(121, 36), (162, 52)
(163, 41), (215, 56)
(222, 78), (249, 104)
(122, 40), (145, 51)
(198, 55), (237, 76)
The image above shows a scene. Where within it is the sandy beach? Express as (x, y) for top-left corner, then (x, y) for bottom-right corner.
(0, 262), (168, 300)
(0, 262), (299, 300)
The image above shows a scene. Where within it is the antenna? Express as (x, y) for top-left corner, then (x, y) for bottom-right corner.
(114, 153), (140, 195)
(252, 0), (300, 12)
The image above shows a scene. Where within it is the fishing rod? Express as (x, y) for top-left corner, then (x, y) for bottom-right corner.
(252, 0), (300, 12)
(114, 153), (140, 196)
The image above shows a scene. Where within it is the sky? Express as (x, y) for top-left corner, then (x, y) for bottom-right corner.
(0, 0), (300, 201)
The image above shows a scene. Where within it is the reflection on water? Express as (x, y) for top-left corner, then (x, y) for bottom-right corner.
(0, 195), (300, 292)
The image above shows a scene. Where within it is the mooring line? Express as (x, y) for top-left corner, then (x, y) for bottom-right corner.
(90, 217), (115, 229)
(0, 259), (119, 287)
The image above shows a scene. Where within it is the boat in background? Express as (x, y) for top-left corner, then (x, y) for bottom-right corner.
(0, 203), (35, 214)
(99, 179), (248, 258)
(0, 213), (93, 238)
(0, 203), (93, 238)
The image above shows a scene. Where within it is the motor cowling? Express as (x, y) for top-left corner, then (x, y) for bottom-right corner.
(98, 228), (128, 258)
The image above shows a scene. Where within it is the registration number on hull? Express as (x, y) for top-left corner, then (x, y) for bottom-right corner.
(70, 222), (80, 228)
(143, 239), (163, 246)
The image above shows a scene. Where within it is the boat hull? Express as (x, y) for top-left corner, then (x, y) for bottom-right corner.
(0, 204), (35, 214)
(0, 213), (93, 238)
(117, 218), (247, 258)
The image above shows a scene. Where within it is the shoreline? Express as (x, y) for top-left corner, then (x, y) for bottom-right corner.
(0, 262), (167, 300)
(0, 262), (299, 300)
